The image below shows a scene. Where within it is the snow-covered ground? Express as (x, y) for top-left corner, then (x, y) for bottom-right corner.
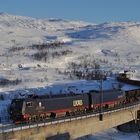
(77, 128), (140, 140)
(0, 13), (140, 139)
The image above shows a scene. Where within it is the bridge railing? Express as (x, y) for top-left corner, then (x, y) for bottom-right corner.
(0, 101), (140, 134)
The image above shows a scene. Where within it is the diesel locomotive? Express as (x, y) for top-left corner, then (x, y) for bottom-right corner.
(9, 88), (133, 124)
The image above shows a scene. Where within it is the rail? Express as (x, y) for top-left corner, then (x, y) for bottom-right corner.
(0, 102), (140, 133)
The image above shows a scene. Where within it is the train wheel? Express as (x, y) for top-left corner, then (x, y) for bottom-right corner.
(66, 111), (70, 116)
(105, 104), (109, 109)
(50, 112), (56, 119)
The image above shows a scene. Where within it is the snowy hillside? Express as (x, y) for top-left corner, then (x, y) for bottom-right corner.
(0, 13), (140, 92)
(77, 128), (140, 140)
(0, 12), (87, 49)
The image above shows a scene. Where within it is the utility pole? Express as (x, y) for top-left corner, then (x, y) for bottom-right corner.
(99, 72), (103, 121)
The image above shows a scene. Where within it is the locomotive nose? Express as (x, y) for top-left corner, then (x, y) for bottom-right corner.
(8, 105), (14, 120)
(9, 99), (25, 123)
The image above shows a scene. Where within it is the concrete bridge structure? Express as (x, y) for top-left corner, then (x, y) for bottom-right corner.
(0, 103), (140, 140)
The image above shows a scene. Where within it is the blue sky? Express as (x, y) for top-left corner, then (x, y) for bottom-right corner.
(0, 0), (140, 23)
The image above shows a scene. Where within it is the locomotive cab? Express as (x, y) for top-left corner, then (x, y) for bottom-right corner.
(9, 99), (25, 123)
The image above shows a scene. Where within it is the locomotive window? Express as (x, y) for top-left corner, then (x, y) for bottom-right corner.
(26, 102), (32, 107)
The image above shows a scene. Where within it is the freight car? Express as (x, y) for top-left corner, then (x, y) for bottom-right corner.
(9, 89), (124, 124)
(121, 85), (140, 103)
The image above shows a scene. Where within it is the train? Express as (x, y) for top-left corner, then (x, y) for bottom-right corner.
(9, 85), (140, 124)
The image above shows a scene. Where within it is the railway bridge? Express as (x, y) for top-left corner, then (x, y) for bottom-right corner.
(0, 103), (140, 140)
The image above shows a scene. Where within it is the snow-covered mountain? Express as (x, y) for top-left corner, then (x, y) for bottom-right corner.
(0, 13), (140, 92)
(0, 13), (79, 51)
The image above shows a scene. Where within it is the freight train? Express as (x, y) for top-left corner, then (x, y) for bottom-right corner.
(9, 86), (140, 124)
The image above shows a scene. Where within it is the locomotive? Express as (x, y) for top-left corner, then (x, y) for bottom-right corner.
(9, 89), (126, 123)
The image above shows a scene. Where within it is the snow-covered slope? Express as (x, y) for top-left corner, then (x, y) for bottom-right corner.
(0, 12), (87, 49)
(0, 13), (140, 92)
(77, 128), (140, 140)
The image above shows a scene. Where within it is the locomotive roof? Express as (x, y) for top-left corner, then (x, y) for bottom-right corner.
(24, 93), (84, 100)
